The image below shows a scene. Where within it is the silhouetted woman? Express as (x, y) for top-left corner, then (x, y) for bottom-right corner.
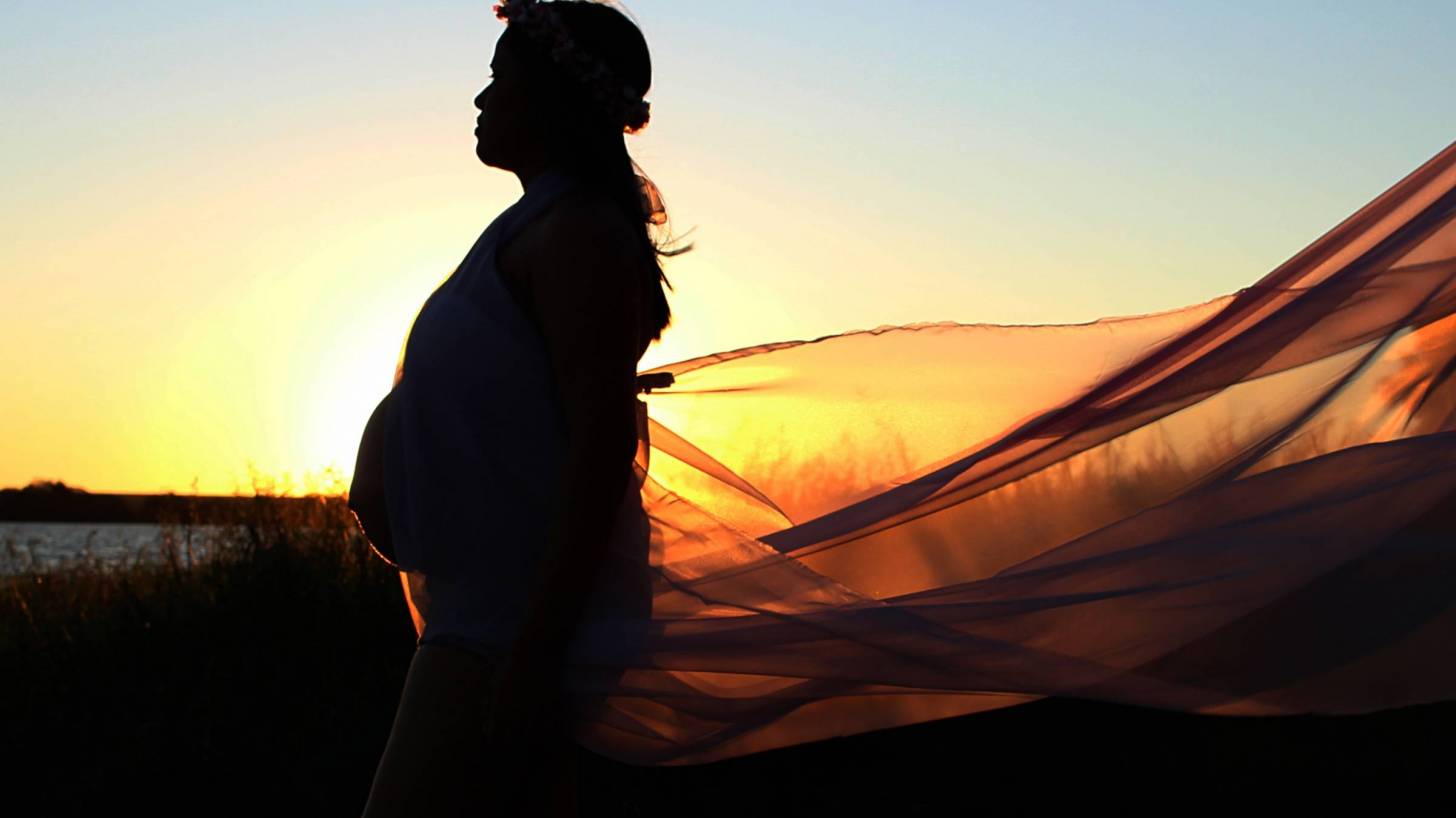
(352, 2), (687, 814)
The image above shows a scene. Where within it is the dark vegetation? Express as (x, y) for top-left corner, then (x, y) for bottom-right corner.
(0, 477), (319, 524)
(4, 480), (1450, 815)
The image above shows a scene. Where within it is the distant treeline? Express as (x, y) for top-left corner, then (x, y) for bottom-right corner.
(0, 480), (329, 524)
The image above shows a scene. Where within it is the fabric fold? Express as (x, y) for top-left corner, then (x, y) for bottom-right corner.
(558, 140), (1456, 765)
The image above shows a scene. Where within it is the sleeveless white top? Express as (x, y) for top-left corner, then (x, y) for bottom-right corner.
(381, 167), (651, 659)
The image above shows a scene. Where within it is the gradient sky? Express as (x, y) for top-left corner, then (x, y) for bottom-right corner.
(3, 0), (1453, 495)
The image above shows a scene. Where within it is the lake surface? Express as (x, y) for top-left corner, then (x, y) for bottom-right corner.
(1, 521), (235, 573)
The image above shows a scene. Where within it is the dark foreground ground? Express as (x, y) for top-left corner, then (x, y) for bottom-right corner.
(5, 493), (1452, 815)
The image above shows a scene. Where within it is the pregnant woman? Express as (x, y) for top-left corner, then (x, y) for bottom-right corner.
(349, 0), (1456, 807)
(353, 1), (681, 814)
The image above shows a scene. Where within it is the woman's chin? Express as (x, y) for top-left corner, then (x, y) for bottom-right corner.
(473, 138), (514, 171)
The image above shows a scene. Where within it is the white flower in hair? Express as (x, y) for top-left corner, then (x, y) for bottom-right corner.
(492, 0), (652, 134)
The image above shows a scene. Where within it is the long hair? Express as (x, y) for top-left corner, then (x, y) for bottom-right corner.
(501, 1), (692, 345)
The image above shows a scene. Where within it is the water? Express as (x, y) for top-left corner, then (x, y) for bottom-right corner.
(0, 521), (235, 573)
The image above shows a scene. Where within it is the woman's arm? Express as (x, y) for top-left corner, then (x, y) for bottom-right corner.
(487, 193), (645, 746)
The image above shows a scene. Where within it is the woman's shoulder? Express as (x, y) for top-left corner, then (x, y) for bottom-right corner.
(513, 187), (645, 289)
(537, 186), (639, 252)
(511, 186), (645, 309)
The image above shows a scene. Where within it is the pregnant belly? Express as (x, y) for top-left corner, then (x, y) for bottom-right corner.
(349, 389), (398, 566)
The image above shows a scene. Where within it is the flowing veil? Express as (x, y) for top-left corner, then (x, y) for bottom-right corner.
(558, 140), (1456, 765)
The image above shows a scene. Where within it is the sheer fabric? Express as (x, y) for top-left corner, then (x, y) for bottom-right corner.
(551, 140), (1456, 765)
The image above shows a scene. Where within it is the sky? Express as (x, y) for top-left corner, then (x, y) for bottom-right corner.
(2, 0), (1453, 495)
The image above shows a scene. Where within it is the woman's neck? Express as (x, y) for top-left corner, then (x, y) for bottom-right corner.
(514, 159), (566, 196)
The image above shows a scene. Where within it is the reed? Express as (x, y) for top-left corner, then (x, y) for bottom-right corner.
(2, 472), (417, 815)
(3, 442), (1450, 814)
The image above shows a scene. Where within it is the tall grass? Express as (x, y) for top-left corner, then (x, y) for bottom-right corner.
(4, 455), (1452, 815)
(2, 474), (417, 815)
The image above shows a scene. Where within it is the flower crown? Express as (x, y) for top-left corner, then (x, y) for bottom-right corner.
(492, 0), (651, 135)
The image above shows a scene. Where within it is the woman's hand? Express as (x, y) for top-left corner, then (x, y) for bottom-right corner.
(484, 647), (566, 747)
(483, 644), (573, 806)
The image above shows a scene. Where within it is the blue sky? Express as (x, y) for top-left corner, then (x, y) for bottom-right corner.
(3, 0), (1453, 491)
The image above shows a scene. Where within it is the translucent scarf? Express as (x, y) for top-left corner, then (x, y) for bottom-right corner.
(554, 142), (1456, 765)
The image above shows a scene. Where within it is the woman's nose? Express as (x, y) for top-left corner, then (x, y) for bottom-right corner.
(474, 87), (489, 110)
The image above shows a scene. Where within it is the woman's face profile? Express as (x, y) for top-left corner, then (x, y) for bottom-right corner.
(473, 36), (533, 170)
